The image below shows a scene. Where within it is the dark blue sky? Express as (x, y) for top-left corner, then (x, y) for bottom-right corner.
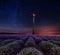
(0, 0), (60, 28)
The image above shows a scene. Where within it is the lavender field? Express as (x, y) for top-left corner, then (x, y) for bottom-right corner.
(0, 34), (60, 55)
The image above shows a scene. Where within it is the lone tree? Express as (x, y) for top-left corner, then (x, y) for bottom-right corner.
(32, 13), (36, 34)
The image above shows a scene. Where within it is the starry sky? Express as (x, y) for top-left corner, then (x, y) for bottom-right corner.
(0, 0), (60, 34)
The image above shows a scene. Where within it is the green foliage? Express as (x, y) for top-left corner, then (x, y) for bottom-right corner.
(22, 50), (37, 55)
(9, 44), (16, 48)
(54, 47), (60, 55)
(41, 41), (54, 50)
(52, 41), (60, 46)
(0, 44), (5, 47)
(17, 47), (43, 55)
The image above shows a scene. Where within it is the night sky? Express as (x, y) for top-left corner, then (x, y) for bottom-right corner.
(0, 0), (60, 34)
